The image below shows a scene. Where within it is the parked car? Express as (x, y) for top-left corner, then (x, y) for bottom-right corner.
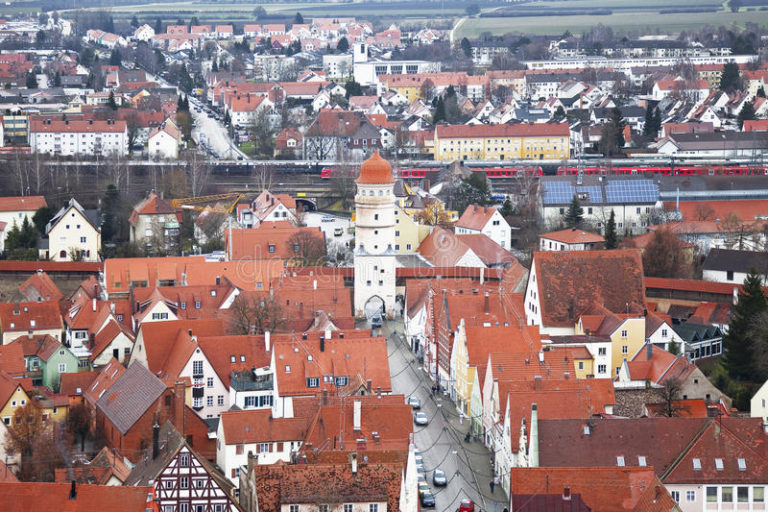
(433, 468), (447, 486)
(407, 397), (421, 409)
(370, 314), (383, 328)
(458, 499), (475, 512)
(418, 482), (430, 496)
(321, 216), (335, 222)
(414, 412), (429, 426)
(334, 227), (343, 236)
(414, 453), (424, 468)
(420, 492), (436, 508)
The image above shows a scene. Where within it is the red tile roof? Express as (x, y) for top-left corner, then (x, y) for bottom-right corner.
(90, 319), (134, 362)
(196, 334), (271, 387)
(220, 409), (313, 445)
(83, 358), (126, 406)
(128, 192), (178, 226)
(226, 224), (325, 262)
(0, 195), (46, 212)
(0, 342), (26, 378)
(436, 122), (569, 139)
(104, 256), (206, 294)
(456, 205), (497, 231)
(456, 234), (517, 267)
(532, 249), (645, 327)
(666, 199), (768, 223)
(0, 300), (63, 333)
(509, 467), (677, 511)
(18, 271), (64, 302)
(540, 228), (605, 245)
(0, 482), (155, 511)
(136, 319), (225, 377)
(9, 333), (64, 361)
(60, 370), (98, 397)
(29, 117), (126, 133)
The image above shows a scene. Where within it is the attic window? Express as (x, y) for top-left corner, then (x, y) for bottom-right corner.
(285, 365), (291, 373)
(240, 355), (246, 362)
(692, 458), (701, 470)
(616, 456), (625, 467)
(230, 356), (236, 363)
(181, 302), (187, 310)
(715, 458), (724, 471)
(638, 456), (647, 467)
(211, 290), (217, 297)
(738, 458), (746, 471)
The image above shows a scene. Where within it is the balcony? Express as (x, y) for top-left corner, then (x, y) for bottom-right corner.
(192, 386), (205, 399)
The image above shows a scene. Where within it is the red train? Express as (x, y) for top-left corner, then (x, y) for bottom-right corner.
(321, 166), (544, 179)
(557, 165), (768, 176)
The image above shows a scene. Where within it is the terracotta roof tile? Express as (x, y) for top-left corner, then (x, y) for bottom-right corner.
(60, 370), (98, 397)
(456, 234), (517, 267)
(83, 358), (126, 406)
(436, 122), (569, 139)
(227, 224), (324, 261)
(0, 195), (46, 212)
(532, 249), (645, 327)
(456, 205), (497, 231)
(220, 409), (312, 445)
(90, 319), (134, 362)
(18, 271), (63, 302)
(540, 228), (605, 245)
(0, 482), (155, 511)
(0, 300), (63, 333)
(0, 342), (26, 378)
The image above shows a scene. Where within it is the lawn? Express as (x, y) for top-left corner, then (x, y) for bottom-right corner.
(457, 9), (768, 37)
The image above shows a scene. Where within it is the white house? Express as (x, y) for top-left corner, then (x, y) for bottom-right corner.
(147, 119), (181, 160)
(751, 380), (768, 426)
(216, 409), (305, 487)
(133, 24), (155, 42)
(0, 196), (47, 252)
(29, 118), (128, 157)
(703, 248), (768, 284)
(539, 228), (604, 251)
(455, 205), (511, 249)
(43, 198), (101, 261)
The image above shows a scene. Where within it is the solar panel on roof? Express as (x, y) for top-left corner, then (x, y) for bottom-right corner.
(604, 180), (658, 203)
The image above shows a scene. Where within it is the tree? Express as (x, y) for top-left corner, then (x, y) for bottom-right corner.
(452, 173), (491, 212)
(432, 96), (446, 123)
(667, 339), (681, 356)
(35, 30), (46, 46)
(253, 6), (267, 19)
(604, 210), (618, 249)
(154, 17), (162, 34)
(25, 71), (36, 89)
(655, 378), (687, 417)
(738, 101), (756, 129)
(413, 201), (454, 227)
(758, 86), (767, 98)
(131, 15), (140, 28)
(67, 402), (91, 451)
(5, 217), (38, 259)
(724, 269), (767, 381)
(336, 36), (349, 53)
(228, 294), (285, 335)
(720, 62), (741, 92)
(460, 37), (473, 59)
(4, 401), (62, 481)
(109, 49), (121, 66)
(107, 90), (118, 110)
(344, 80), (362, 99)
(465, 3), (480, 15)
(643, 105), (658, 137)
(294, 12), (304, 24)
(101, 184), (120, 242)
(287, 231), (326, 266)
(553, 105), (566, 120)
(642, 227), (691, 278)
(500, 197), (514, 218)
(32, 206), (54, 235)
(420, 78), (436, 102)
(563, 195), (584, 228)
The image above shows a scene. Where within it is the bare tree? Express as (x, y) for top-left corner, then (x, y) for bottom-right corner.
(655, 378), (689, 417)
(228, 293), (285, 334)
(254, 163), (274, 191)
(330, 164), (358, 210)
(286, 230), (326, 266)
(185, 151), (210, 198)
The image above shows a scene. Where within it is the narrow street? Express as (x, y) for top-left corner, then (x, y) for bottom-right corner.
(381, 319), (509, 512)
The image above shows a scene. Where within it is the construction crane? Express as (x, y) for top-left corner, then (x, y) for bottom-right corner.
(170, 193), (243, 214)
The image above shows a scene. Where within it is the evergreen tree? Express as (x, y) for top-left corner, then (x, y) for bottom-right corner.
(101, 184), (119, 242)
(109, 49), (121, 66)
(131, 15), (139, 28)
(25, 71), (36, 89)
(643, 105), (657, 137)
(53, 71), (61, 87)
(432, 97), (446, 123)
(564, 195), (584, 228)
(211, 58), (218, 72)
(738, 101), (756, 130)
(154, 17), (162, 34)
(720, 62), (741, 91)
(32, 207), (53, 234)
(452, 173), (491, 212)
(653, 108), (662, 135)
(107, 90), (117, 110)
(344, 80), (362, 99)
(460, 37), (472, 58)
(500, 197), (514, 218)
(336, 36), (349, 53)
(668, 339), (680, 356)
(294, 12), (304, 24)
(724, 269), (767, 380)
(604, 210), (617, 249)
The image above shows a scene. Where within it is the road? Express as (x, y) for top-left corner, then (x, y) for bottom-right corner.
(190, 98), (249, 161)
(303, 212), (353, 247)
(381, 319), (509, 512)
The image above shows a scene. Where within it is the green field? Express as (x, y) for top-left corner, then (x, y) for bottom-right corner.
(457, 9), (768, 37)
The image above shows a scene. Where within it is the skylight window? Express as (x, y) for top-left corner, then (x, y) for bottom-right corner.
(616, 456), (625, 467)
(692, 458), (701, 471)
(715, 458), (724, 471)
(738, 458), (746, 471)
(638, 456), (647, 467)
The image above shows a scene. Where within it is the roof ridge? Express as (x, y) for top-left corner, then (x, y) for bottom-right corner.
(660, 418), (712, 480)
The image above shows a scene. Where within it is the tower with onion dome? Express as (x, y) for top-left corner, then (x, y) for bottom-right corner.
(353, 151), (397, 319)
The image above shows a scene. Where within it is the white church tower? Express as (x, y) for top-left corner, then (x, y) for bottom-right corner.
(353, 151), (397, 319)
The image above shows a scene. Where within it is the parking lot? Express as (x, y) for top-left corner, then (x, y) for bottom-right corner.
(303, 212), (354, 247)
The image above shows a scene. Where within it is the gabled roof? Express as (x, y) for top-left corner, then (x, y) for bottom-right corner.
(90, 319), (134, 362)
(456, 205), (498, 230)
(19, 271), (64, 302)
(128, 192), (178, 226)
(0, 300), (62, 333)
(540, 228), (605, 245)
(95, 361), (167, 435)
(10, 333), (66, 361)
(455, 234), (517, 267)
(703, 248), (768, 274)
(0, 342), (27, 378)
(196, 335), (271, 388)
(509, 467), (676, 511)
(625, 345), (694, 384)
(60, 370), (98, 397)
(0, 195), (46, 212)
(84, 358), (125, 406)
(531, 249), (645, 327)
(0, 369), (26, 407)
(136, 319), (225, 378)
(227, 224), (324, 261)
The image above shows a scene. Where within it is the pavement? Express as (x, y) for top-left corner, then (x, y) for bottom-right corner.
(380, 318), (510, 512)
(303, 212), (353, 247)
(190, 99), (248, 161)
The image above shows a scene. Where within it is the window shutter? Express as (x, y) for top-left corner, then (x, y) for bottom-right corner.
(277, 442), (284, 452)
(231, 468), (236, 478)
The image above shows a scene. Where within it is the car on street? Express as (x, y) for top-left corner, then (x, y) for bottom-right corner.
(417, 482), (430, 496)
(414, 453), (424, 468)
(321, 216), (335, 222)
(458, 499), (475, 512)
(370, 314), (383, 328)
(414, 412), (429, 426)
(407, 397), (421, 409)
(334, 227), (343, 236)
(420, 492), (436, 508)
(433, 468), (447, 486)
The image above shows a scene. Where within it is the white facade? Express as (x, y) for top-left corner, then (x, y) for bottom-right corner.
(751, 380), (768, 426)
(541, 203), (656, 236)
(148, 128), (179, 160)
(46, 203), (100, 261)
(182, 347), (230, 420)
(29, 125), (128, 157)
(323, 53), (353, 79)
(0, 204), (43, 252)
(355, 59), (441, 87)
(133, 24), (155, 42)
(703, 268), (751, 285)
(353, 175), (397, 319)
(91, 329), (134, 368)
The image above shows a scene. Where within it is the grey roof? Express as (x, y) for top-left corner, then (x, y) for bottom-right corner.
(703, 248), (768, 274)
(124, 421), (184, 486)
(95, 362), (167, 435)
(673, 321), (722, 343)
(657, 176), (768, 201)
(46, 198), (100, 234)
(395, 253), (434, 268)
(668, 131), (768, 151)
(541, 176), (659, 206)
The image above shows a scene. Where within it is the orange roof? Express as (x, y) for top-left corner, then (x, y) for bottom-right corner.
(356, 151), (394, 184)
(136, 319), (225, 377)
(0, 301), (62, 333)
(627, 345), (695, 385)
(90, 319), (134, 362)
(0, 342), (26, 378)
(456, 205), (498, 231)
(18, 271), (63, 302)
(456, 234), (517, 267)
(0, 482), (155, 511)
(60, 370), (98, 397)
(220, 409), (312, 445)
(666, 199), (768, 223)
(540, 228), (605, 245)
(196, 334), (271, 387)
(0, 195), (46, 212)
(129, 192), (178, 226)
(509, 467), (676, 511)
(435, 122), (569, 139)
(645, 399), (727, 418)
(226, 224), (324, 262)
(29, 117), (126, 134)
(83, 358), (126, 406)
(183, 260), (285, 291)
(104, 256), (206, 294)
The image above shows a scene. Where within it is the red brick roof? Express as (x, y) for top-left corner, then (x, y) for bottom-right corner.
(29, 117), (126, 133)
(18, 271), (63, 302)
(456, 205), (497, 231)
(509, 467), (676, 511)
(10, 333), (64, 361)
(0, 195), (46, 212)
(540, 228), (605, 245)
(0, 300), (63, 333)
(226, 224), (325, 262)
(532, 249), (645, 327)
(435, 122), (569, 139)
(0, 482), (155, 511)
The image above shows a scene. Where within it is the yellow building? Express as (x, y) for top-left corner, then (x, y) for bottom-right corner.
(393, 206), (431, 253)
(433, 123), (570, 162)
(0, 376), (31, 427)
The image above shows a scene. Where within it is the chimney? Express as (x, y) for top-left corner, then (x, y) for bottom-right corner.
(216, 276), (221, 285)
(530, 403), (539, 467)
(69, 480), (77, 500)
(562, 487), (571, 501)
(265, 330), (271, 352)
(353, 399), (362, 431)
(152, 422), (160, 459)
(172, 381), (185, 430)
(538, 350), (545, 365)
(319, 336), (325, 352)
(322, 388), (328, 405)
(92, 298), (97, 312)
(350, 451), (358, 474)
(366, 379), (372, 393)
(480, 266), (484, 285)
(313, 279), (317, 290)
(583, 423), (590, 436)
(533, 375), (542, 389)
(484, 292), (489, 314)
